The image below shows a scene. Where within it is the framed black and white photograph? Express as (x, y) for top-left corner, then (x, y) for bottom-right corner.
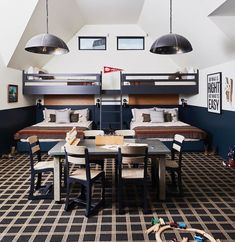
(78, 36), (106, 50)
(117, 36), (145, 50)
(207, 72), (222, 114)
(8, 84), (18, 103)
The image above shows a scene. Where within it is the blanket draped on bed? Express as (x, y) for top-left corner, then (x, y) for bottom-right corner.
(14, 126), (86, 140)
(134, 125), (207, 139)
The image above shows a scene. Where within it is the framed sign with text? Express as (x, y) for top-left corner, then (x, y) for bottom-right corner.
(207, 72), (222, 114)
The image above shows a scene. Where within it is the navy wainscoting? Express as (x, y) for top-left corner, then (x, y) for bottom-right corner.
(179, 105), (235, 160)
(0, 106), (36, 155)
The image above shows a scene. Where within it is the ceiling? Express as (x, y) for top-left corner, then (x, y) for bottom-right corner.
(1, 0), (235, 70)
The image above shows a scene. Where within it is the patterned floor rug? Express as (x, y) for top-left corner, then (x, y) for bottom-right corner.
(0, 152), (234, 242)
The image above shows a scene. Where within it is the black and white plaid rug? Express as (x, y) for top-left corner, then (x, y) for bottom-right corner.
(0, 152), (234, 242)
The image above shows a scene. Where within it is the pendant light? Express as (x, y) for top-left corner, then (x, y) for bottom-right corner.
(25, 0), (69, 55)
(150, 0), (192, 54)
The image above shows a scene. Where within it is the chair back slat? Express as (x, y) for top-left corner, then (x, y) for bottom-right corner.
(65, 144), (86, 165)
(84, 130), (104, 138)
(31, 145), (40, 154)
(26, 135), (41, 170)
(172, 143), (181, 153)
(27, 135), (38, 145)
(115, 130), (135, 137)
(64, 145), (90, 180)
(174, 134), (185, 143)
(171, 134), (185, 168)
(119, 145), (148, 165)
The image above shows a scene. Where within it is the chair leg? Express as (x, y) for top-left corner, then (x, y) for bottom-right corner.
(118, 180), (123, 214)
(65, 182), (72, 211)
(85, 185), (92, 217)
(143, 180), (147, 214)
(178, 172), (183, 196)
(170, 171), (176, 185)
(29, 173), (35, 199)
(101, 174), (105, 206)
(36, 173), (42, 190)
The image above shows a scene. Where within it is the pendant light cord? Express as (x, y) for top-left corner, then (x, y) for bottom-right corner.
(170, 0), (172, 34)
(46, 0), (49, 34)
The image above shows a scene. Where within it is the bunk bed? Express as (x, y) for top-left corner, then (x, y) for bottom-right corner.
(17, 71), (102, 151)
(120, 71), (207, 151)
(121, 71), (199, 94)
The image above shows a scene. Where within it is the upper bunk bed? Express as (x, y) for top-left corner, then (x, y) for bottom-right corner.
(23, 71), (102, 95)
(121, 70), (199, 95)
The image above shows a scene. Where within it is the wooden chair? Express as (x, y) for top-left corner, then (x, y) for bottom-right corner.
(27, 135), (54, 200)
(114, 129), (135, 138)
(64, 144), (105, 217)
(83, 130), (105, 170)
(117, 145), (148, 214)
(166, 134), (185, 195)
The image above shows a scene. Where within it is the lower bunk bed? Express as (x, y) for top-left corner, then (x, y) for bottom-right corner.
(15, 121), (92, 152)
(130, 121), (207, 151)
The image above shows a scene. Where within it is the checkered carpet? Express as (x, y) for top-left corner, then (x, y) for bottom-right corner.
(0, 152), (234, 242)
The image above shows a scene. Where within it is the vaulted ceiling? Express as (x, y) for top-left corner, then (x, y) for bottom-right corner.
(1, 0), (235, 70)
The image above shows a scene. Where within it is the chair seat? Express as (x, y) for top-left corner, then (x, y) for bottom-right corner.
(70, 169), (102, 181)
(34, 161), (54, 170)
(122, 168), (144, 179)
(166, 160), (179, 169)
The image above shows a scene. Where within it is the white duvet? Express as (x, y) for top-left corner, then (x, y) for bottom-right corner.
(33, 120), (93, 129)
(130, 120), (190, 130)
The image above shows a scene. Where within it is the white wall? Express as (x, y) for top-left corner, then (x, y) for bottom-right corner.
(0, 55), (35, 110)
(0, 0), (38, 66)
(45, 24), (179, 89)
(182, 59), (235, 111)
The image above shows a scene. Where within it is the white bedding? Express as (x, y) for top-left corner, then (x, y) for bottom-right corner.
(130, 120), (190, 130)
(33, 120), (93, 129)
(130, 121), (200, 141)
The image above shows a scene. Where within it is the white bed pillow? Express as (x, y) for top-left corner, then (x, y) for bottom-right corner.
(56, 109), (70, 123)
(132, 108), (155, 122)
(150, 110), (164, 123)
(43, 108), (56, 122)
(164, 108), (178, 122)
(74, 108), (89, 122)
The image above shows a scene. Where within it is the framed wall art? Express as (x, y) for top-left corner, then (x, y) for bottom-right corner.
(78, 36), (106, 50)
(8, 84), (18, 103)
(207, 72), (221, 114)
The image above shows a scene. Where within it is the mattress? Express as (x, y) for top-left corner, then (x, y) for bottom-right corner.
(130, 121), (207, 140)
(14, 121), (92, 141)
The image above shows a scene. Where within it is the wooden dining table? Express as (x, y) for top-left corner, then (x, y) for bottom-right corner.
(48, 138), (170, 202)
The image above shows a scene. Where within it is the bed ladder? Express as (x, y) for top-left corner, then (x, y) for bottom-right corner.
(99, 90), (123, 133)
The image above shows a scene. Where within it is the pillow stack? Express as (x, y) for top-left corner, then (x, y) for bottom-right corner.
(131, 107), (179, 123)
(43, 108), (89, 123)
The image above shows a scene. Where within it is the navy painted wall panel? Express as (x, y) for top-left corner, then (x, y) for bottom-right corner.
(0, 106), (36, 155)
(179, 105), (235, 160)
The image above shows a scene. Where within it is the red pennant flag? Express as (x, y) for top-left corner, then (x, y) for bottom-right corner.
(103, 66), (123, 73)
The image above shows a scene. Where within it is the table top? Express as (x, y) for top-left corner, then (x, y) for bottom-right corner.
(48, 138), (170, 157)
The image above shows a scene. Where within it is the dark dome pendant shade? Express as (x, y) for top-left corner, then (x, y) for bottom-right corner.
(150, 0), (192, 55)
(25, 0), (69, 55)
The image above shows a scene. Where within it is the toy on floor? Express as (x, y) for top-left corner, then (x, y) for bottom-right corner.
(145, 217), (221, 242)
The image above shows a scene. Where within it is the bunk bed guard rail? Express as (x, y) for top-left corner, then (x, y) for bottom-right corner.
(121, 71), (199, 94)
(23, 71), (102, 95)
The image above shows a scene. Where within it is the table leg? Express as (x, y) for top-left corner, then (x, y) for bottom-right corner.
(159, 155), (166, 201)
(54, 157), (61, 202)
